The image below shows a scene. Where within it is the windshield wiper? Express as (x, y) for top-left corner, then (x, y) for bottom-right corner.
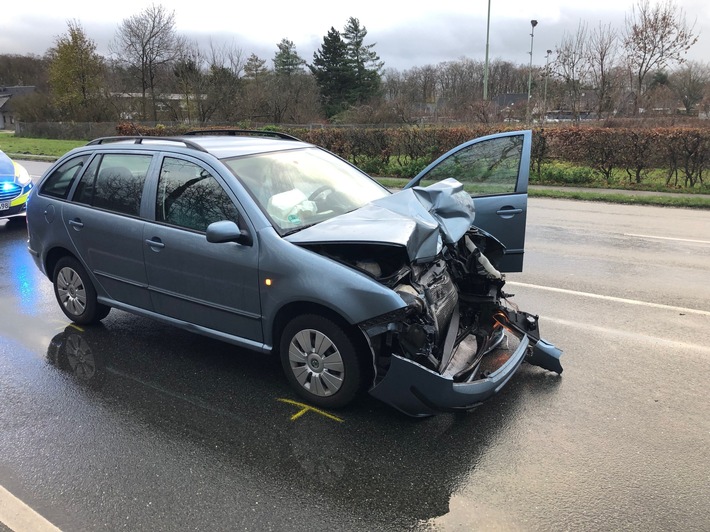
(283, 222), (320, 236)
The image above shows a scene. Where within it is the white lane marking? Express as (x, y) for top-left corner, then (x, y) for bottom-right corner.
(0, 484), (62, 531)
(542, 316), (710, 354)
(507, 281), (710, 317)
(623, 233), (710, 245)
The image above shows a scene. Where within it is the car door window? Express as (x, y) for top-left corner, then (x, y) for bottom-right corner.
(415, 134), (524, 196)
(39, 155), (90, 199)
(404, 130), (531, 272)
(74, 154), (152, 216)
(156, 157), (239, 232)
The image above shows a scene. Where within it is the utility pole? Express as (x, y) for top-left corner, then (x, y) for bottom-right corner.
(526, 19), (538, 124)
(543, 49), (552, 122)
(483, 0), (491, 100)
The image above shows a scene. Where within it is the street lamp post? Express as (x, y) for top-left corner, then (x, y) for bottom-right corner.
(543, 49), (552, 122)
(526, 19), (538, 124)
(483, 0), (491, 100)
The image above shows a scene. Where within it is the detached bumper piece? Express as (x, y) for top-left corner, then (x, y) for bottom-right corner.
(494, 306), (563, 374)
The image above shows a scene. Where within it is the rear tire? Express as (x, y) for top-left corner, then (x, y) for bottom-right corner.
(53, 257), (110, 325)
(280, 314), (363, 409)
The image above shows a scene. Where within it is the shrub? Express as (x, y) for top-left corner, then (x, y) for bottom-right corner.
(535, 161), (597, 186)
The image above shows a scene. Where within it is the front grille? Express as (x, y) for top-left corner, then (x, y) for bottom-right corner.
(0, 183), (21, 201)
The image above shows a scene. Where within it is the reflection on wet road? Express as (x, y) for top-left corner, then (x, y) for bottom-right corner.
(1, 201), (709, 530)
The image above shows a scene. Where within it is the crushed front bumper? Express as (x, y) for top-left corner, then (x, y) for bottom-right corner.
(368, 332), (562, 417)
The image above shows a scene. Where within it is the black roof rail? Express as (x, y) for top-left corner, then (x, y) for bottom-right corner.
(86, 136), (208, 152)
(183, 129), (301, 141)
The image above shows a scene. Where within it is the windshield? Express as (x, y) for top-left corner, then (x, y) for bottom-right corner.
(224, 147), (390, 234)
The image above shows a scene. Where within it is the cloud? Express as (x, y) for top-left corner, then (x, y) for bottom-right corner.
(2, 1), (708, 71)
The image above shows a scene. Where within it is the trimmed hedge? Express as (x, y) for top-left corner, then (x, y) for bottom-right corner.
(114, 122), (709, 188)
(535, 127), (709, 188)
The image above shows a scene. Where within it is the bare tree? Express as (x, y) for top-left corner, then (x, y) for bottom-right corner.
(110, 3), (183, 121)
(587, 22), (621, 118)
(622, 0), (698, 114)
(171, 41), (204, 123)
(407, 65), (439, 106)
(378, 69), (422, 124)
(554, 22), (591, 120)
(0, 54), (49, 88)
(437, 58), (484, 115)
(487, 59), (529, 97)
(669, 61), (710, 115)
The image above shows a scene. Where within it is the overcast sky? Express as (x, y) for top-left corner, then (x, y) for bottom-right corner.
(3, 0), (708, 72)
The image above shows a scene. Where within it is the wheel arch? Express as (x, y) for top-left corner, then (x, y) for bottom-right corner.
(272, 302), (374, 379)
(45, 246), (79, 279)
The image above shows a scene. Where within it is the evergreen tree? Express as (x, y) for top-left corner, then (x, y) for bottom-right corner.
(342, 17), (384, 103)
(243, 54), (270, 120)
(273, 39), (306, 76)
(244, 53), (268, 80)
(309, 27), (354, 117)
(270, 39), (319, 123)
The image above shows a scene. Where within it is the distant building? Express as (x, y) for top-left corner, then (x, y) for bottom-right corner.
(0, 86), (35, 130)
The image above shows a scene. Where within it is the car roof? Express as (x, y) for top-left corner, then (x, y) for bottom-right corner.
(184, 135), (313, 159)
(83, 131), (315, 160)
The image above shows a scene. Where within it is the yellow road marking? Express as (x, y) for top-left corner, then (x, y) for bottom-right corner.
(277, 398), (344, 422)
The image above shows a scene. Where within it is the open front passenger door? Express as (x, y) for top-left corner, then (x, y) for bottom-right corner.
(404, 130), (532, 272)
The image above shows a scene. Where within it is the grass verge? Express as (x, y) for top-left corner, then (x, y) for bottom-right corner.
(0, 133), (85, 159)
(529, 188), (710, 209)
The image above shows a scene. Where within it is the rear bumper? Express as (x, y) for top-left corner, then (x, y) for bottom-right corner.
(369, 334), (530, 417)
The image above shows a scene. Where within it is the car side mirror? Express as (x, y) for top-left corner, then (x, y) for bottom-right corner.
(206, 220), (253, 246)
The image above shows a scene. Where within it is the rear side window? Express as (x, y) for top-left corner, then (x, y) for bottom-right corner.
(39, 155), (90, 199)
(74, 154), (152, 216)
(156, 157), (239, 232)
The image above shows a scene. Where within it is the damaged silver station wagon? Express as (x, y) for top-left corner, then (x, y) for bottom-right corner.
(27, 129), (562, 417)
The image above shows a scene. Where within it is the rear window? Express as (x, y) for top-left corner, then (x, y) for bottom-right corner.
(39, 155), (90, 199)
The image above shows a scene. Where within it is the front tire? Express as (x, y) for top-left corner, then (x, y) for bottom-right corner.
(280, 314), (363, 409)
(53, 257), (110, 325)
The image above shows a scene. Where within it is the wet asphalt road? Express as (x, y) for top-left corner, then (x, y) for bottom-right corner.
(1, 170), (709, 530)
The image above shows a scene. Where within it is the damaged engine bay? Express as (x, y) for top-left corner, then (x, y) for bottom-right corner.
(293, 178), (563, 416)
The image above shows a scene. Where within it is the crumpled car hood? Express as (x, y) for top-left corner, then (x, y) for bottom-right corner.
(286, 178), (475, 262)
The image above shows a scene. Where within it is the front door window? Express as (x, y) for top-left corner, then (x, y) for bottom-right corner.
(156, 157), (239, 232)
(416, 135), (524, 196)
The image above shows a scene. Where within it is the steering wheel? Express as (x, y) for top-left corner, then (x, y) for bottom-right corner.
(308, 185), (334, 201)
